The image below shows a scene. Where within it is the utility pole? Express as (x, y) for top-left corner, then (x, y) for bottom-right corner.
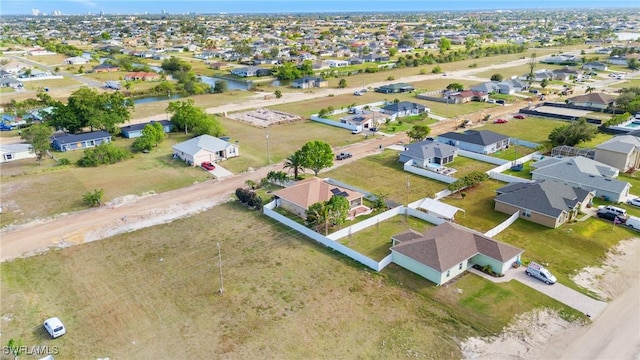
(405, 175), (410, 220)
(217, 242), (224, 295)
(266, 127), (271, 165)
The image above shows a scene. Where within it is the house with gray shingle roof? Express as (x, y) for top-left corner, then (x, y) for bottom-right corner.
(399, 140), (457, 168)
(436, 130), (510, 154)
(172, 134), (239, 166)
(381, 101), (428, 117)
(531, 156), (630, 202)
(494, 181), (595, 228)
(391, 222), (523, 286)
(594, 135), (640, 173)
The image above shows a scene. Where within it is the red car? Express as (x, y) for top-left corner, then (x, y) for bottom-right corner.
(513, 114), (526, 119)
(201, 161), (215, 171)
(493, 119), (508, 124)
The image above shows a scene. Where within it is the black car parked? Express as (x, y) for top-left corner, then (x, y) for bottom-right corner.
(596, 210), (626, 224)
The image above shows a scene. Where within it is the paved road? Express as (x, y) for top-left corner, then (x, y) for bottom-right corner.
(8, 55), (104, 88)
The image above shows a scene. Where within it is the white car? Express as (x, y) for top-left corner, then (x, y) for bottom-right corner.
(627, 198), (640, 207)
(353, 91), (363, 96)
(44, 317), (66, 338)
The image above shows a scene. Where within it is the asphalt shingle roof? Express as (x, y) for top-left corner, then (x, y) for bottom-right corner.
(438, 130), (509, 147)
(391, 222), (523, 272)
(531, 156), (628, 193)
(595, 135), (640, 154)
(52, 131), (111, 145)
(172, 134), (234, 156)
(495, 180), (592, 217)
(401, 141), (457, 162)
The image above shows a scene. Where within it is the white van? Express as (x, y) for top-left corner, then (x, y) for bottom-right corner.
(526, 262), (557, 285)
(626, 216), (640, 231)
(43, 317), (66, 338)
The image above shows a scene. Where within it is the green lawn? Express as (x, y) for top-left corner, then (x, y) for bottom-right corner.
(441, 180), (511, 233)
(481, 117), (566, 143)
(323, 149), (447, 205)
(610, 78), (640, 89)
(448, 155), (496, 179)
(0, 202), (583, 359)
(21, 77), (84, 90)
(501, 161), (533, 179)
(339, 215), (435, 261)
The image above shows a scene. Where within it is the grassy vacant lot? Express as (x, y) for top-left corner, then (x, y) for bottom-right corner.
(323, 150), (447, 205)
(22, 54), (69, 66)
(441, 180), (511, 233)
(0, 203), (582, 359)
(21, 77), (84, 90)
(474, 63), (567, 80)
(610, 78), (640, 89)
(481, 117), (566, 143)
(219, 117), (363, 173)
(339, 215), (435, 261)
(0, 134), (209, 227)
(83, 71), (129, 82)
(131, 90), (256, 119)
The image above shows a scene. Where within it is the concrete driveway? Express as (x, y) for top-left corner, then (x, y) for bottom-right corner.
(470, 267), (608, 318)
(209, 164), (233, 179)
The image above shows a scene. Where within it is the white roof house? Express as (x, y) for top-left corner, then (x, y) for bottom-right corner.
(172, 134), (239, 166)
(1, 143), (36, 163)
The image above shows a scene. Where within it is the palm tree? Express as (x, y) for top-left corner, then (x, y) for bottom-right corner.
(586, 86), (595, 94)
(283, 150), (304, 179)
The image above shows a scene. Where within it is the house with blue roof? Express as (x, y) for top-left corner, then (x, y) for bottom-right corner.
(51, 131), (112, 152)
(121, 120), (173, 138)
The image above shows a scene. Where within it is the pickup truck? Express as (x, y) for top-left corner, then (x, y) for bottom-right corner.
(335, 152), (353, 160)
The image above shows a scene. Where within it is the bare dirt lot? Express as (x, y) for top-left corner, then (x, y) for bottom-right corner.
(226, 108), (301, 127)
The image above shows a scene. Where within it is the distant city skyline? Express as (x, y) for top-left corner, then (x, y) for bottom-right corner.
(3, 0), (639, 16)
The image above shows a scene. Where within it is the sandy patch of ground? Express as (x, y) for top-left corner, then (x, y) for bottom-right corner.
(460, 237), (640, 360)
(226, 108), (302, 127)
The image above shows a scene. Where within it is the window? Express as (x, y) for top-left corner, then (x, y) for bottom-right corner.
(446, 270), (450, 277)
(522, 209), (531, 218)
(459, 263), (463, 270)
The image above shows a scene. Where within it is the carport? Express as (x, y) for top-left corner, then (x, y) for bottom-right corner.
(417, 198), (465, 221)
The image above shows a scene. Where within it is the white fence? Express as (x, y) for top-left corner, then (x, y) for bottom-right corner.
(433, 189), (452, 200)
(484, 211), (520, 238)
(19, 75), (63, 82)
(511, 138), (541, 149)
(486, 152), (540, 183)
(458, 150), (509, 165)
(264, 200), (383, 270)
(264, 201), (446, 272)
(403, 160), (457, 184)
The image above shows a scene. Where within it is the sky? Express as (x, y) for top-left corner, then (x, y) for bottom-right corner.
(1, 0), (639, 16)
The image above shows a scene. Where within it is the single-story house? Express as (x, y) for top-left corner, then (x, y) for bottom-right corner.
(172, 134), (239, 166)
(0, 78), (24, 89)
(399, 140), (457, 167)
(340, 111), (385, 129)
(120, 120), (173, 138)
(324, 60), (349, 68)
(230, 66), (271, 77)
(530, 156), (631, 203)
(51, 131), (112, 152)
(123, 72), (161, 81)
(541, 54), (580, 65)
(208, 62), (233, 71)
(594, 135), (640, 173)
(92, 63), (120, 73)
(391, 222), (523, 286)
(375, 83), (414, 94)
(582, 61), (608, 71)
(362, 54), (390, 62)
(566, 93), (616, 110)
(448, 90), (489, 103)
(1, 61), (31, 74)
(0, 143), (36, 163)
(494, 180), (595, 228)
(381, 101), (428, 117)
(471, 80), (526, 95)
(291, 76), (329, 89)
(273, 177), (366, 219)
(552, 67), (579, 81)
(437, 130), (510, 154)
(64, 56), (89, 65)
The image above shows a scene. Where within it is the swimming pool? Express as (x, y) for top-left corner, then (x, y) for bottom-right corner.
(626, 121), (640, 129)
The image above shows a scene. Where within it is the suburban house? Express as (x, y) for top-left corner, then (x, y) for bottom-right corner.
(120, 120), (173, 138)
(92, 63), (120, 73)
(0, 78), (24, 89)
(124, 72), (161, 81)
(374, 83), (414, 94)
(64, 56), (89, 65)
(582, 61), (608, 71)
(324, 59), (349, 68)
(230, 66), (271, 77)
(566, 93), (616, 110)
(272, 177), (367, 219)
(0, 143), (36, 163)
(51, 131), (112, 152)
(448, 90), (489, 103)
(470, 80), (527, 95)
(494, 180), (595, 228)
(291, 76), (329, 89)
(208, 62), (233, 71)
(340, 111), (385, 129)
(381, 101), (428, 117)
(399, 140), (458, 168)
(362, 54), (390, 62)
(172, 134), (239, 166)
(391, 222), (524, 286)
(437, 130), (510, 154)
(1, 61), (31, 74)
(541, 54), (580, 65)
(530, 156), (631, 203)
(594, 135), (640, 173)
